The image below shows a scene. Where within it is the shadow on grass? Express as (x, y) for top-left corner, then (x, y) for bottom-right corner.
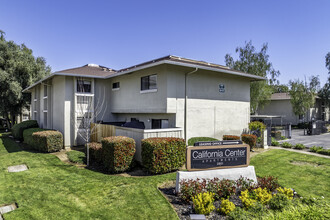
(1, 135), (23, 153)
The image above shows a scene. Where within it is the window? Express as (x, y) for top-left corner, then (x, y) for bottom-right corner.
(44, 85), (47, 97)
(141, 75), (157, 91)
(34, 87), (37, 100)
(112, 82), (120, 90)
(77, 96), (93, 105)
(77, 114), (92, 129)
(43, 98), (48, 110)
(77, 79), (91, 93)
(34, 111), (37, 120)
(151, 119), (169, 129)
(44, 112), (47, 128)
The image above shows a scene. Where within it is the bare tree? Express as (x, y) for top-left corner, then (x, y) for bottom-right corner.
(71, 77), (107, 166)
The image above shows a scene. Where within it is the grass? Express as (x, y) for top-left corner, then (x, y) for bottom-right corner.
(0, 132), (178, 220)
(187, 137), (219, 146)
(66, 150), (86, 164)
(250, 149), (330, 200)
(1, 131), (329, 219)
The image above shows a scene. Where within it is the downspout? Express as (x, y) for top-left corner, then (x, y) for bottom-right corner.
(184, 67), (198, 144)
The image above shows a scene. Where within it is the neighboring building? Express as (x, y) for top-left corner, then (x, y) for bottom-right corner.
(258, 93), (330, 125)
(23, 55), (265, 147)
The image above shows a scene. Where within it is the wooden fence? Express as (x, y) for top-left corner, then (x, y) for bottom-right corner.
(90, 123), (183, 161)
(90, 123), (116, 142)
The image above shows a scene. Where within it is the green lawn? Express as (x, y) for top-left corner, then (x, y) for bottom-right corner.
(1, 132), (329, 220)
(251, 149), (330, 200)
(0, 132), (178, 220)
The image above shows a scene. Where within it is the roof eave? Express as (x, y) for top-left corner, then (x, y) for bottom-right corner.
(22, 72), (106, 93)
(105, 60), (266, 81)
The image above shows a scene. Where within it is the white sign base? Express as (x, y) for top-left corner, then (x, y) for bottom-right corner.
(176, 166), (257, 192)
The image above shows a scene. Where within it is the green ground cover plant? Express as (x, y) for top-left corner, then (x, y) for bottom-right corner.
(187, 137), (218, 146)
(280, 142), (293, 148)
(271, 138), (280, 146)
(0, 132), (178, 220)
(66, 150), (86, 164)
(293, 143), (305, 150)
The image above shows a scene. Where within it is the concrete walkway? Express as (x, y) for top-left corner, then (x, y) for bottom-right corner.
(268, 146), (330, 159)
(279, 129), (330, 149)
(51, 150), (69, 163)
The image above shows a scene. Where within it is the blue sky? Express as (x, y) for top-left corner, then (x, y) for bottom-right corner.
(1, 0), (329, 86)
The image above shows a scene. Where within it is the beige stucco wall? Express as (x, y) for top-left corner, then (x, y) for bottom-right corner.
(109, 65), (168, 113)
(107, 64), (251, 141)
(258, 99), (299, 124)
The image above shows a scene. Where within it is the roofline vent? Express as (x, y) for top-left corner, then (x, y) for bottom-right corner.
(88, 64), (99, 67)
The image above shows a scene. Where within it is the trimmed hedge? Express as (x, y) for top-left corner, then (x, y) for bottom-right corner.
(12, 120), (39, 140)
(223, 135), (240, 140)
(32, 130), (63, 152)
(101, 136), (136, 173)
(23, 128), (46, 146)
(241, 134), (257, 150)
(142, 137), (186, 174)
(188, 137), (219, 146)
(88, 142), (102, 164)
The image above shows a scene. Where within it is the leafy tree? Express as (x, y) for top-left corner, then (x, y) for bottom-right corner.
(318, 53), (330, 108)
(0, 30), (51, 128)
(272, 84), (289, 93)
(225, 41), (280, 114)
(288, 76), (319, 119)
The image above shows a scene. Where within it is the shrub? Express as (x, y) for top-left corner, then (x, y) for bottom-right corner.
(179, 179), (207, 203)
(317, 149), (330, 156)
(241, 134), (257, 150)
(293, 143), (305, 150)
(207, 179), (236, 199)
(66, 150), (86, 164)
(268, 193), (289, 210)
(12, 120), (39, 140)
(271, 138), (280, 146)
(23, 128), (46, 146)
(188, 137), (218, 146)
(141, 137), (186, 174)
(280, 136), (287, 140)
(271, 131), (282, 140)
(32, 130), (63, 152)
(101, 136), (136, 173)
(228, 207), (249, 220)
(88, 142), (102, 164)
(223, 135), (240, 140)
(249, 121), (266, 133)
(257, 176), (280, 192)
(219, 198), (235, 215)
(192, 192), (215, 215)
(309, 146), (323, 153)
(240, 189), (256, 209)
(281, 142), (293, 148)
(276, 187), (294, 200)
(254, 187), (272, 204)
(236, 176), (256, 192)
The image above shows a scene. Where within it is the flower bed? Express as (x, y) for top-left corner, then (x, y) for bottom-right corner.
(159, 176), (329, 219)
